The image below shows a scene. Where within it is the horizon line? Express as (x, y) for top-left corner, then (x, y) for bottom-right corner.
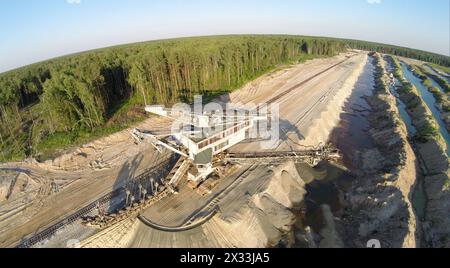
(1, 33), (449, 75)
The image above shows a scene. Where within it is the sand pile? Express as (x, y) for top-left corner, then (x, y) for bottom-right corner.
(423, 173), (450, 247)
(300, 54), (368, 146)
(2, 53), (370, 248)
(0, 171), (15, 201)
(80, 161), (306, 248)
(0, 171), (39, 208)
(35, 116), (172, 172)
(78, 218), (138, 248)
(221, 55), (349, 106)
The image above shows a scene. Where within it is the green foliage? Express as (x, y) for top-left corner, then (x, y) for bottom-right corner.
(344, 39), (450, 67)
(443, 103), (450, 113)
(429, 87), (445, 103)
(0, 35), (347, 161)
(384, 55), (404, 81)
(429, 63), (450, 75)
(400, 82), (414, 94)
(423, 78), (433, 88)
(414, 119), (440, 143)
(2, 35), (447, 161)
(411, 65), (450, 110)
(386, 56), (443, 143)
(411, 66), (427, 80)
(412, 68), (424, 79)
(419, 66), (450, 94)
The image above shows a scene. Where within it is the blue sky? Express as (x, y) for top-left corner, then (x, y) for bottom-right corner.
(0, 0), (449, 72)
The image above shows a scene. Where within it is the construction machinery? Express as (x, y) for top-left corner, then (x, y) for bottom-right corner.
(132, 105), (268, 192)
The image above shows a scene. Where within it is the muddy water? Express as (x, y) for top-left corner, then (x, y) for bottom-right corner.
(389, 82), (417, 136)
(330, 56), (376, 170)
(293, 56), (376, 247)
(424, 66), (448, 94)
(424, 65), (450, 85)
(385, 62), (417, 136)
(401, 62), (450, 156)
(295, 162), (353, 231)
(384, 61), (425, 220)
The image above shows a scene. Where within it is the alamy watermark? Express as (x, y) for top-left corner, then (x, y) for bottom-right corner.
(169, 95), (282, 150)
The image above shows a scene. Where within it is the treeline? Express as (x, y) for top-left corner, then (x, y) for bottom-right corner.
(0, 35), (347, 161)
(3, 35), (448, 162)
(344, 39), (450, 67)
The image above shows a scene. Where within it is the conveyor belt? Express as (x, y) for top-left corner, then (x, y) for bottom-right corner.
(225, 148), (340, 165)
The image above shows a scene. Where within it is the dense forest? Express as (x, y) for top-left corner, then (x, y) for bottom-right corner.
(343, 38), (450, 67)
(0, 35), (348, 161)
(1, 35), (449, 162)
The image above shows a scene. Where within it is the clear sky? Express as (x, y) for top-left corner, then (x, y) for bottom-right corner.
(0, 0), (449, 72)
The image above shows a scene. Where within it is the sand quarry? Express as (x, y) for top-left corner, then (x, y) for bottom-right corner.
(0, 51), (370, 248)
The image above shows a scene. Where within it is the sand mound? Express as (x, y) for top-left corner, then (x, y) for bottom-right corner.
(0, 171), (15, 201)
(79, 219), (139, 248)
(35, 117), (172, 172)
(300, 54), (368, 146)
(80, 161), (306, 248)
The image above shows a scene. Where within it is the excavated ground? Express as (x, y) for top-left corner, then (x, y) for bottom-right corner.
(0, 51), (374, 248)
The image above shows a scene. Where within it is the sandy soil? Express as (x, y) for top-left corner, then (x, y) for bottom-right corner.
(78, 52), (371, 248)
(0, 117), (173, 247)
(80, 161), (305, 248)
(226, 52), (368, 151)
(0, 51), (369, 248)
(338, 54), (420, 248)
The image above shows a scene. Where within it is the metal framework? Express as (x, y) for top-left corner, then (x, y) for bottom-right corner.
(132, 105), (268, 190)
(225, 147), (340, 166)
